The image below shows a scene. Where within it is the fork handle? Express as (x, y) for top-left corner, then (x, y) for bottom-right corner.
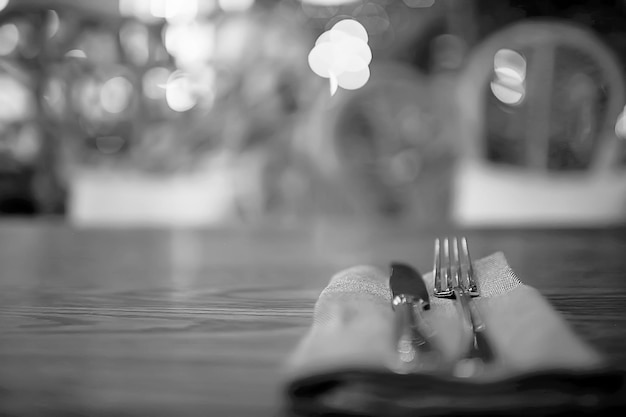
(454, 290), (486, 329)
(467, 297), (486, 331)
(473, 328), (496, 362)
(454, 289), (473, 329)
(455, 289), (495, 362)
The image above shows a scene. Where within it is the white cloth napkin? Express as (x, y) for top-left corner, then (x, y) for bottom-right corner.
(284, 253), (625, 416)
(288, 252), (605, 379)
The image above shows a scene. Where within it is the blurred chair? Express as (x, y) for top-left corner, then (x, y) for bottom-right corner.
(452, 19), (626, 227)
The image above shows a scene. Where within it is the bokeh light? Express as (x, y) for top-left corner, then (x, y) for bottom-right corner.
(0, 74), (35, 122)
(301, 0), (360, 6)
(336, 65), (370, 90)
(65, 49), (87, 59)
(119, 0), (157, 21)
(0, 23), (19, 56)
(214, 16), (254, 63)
(494, 48), (526, 83)
(308, 18), (372, 94)
(120, 0), (217, 21)
(100, 76), (133, 114)
(45, 10), (60, 39)
(165, 71), (196, 112)
(163, 21), (215, 69)
(615, 105), (626, 140)
(150, 0), (198, 22)
(490, 82), (524, 105)
(490, 48), (526, 105)
(218, 0), (255, 13)
(330, 18), (368, 43)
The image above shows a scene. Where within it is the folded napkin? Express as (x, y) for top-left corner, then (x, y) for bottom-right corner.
(285, 252), (625, 416)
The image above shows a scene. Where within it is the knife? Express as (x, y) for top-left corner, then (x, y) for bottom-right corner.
(389, 262), (439, 373)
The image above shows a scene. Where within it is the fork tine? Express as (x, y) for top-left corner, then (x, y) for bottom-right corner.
(461, 237), (479, 296)
(433, 238), (441, 293)
(433, 237), (456, 297)
(443, 237), (453, 292)
(452, 237), (461, 288)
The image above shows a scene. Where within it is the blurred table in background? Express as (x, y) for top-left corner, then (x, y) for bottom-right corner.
(1, 220), (625, 416)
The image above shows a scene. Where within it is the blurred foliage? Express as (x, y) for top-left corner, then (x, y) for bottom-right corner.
(1, 0), (625, 220)
(0, 2), (321, 217)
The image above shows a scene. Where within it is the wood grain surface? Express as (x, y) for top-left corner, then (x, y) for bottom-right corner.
(1, 220), (625, 416)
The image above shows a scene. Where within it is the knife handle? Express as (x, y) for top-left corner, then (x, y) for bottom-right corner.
(392, 296), (436, 370)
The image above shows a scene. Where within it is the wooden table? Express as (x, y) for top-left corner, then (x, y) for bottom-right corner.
(1, 220), (625, 416)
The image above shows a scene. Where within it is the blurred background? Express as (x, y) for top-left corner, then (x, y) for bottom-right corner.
(1, 0), (626, 227)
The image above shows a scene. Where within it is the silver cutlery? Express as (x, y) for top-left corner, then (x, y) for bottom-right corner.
(389, 262), (439, 373)
(433, 237), (496, 369)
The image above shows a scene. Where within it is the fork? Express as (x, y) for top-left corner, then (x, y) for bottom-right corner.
(433, 237), (496, 367)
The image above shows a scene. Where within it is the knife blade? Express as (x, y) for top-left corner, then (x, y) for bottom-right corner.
(390, 262), (430, 311)
(389, 262), (438, 373)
